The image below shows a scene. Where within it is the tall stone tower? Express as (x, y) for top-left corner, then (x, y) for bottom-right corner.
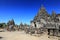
(31, 5), (49, 28)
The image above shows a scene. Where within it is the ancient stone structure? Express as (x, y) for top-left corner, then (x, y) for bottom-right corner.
(7, 19), (15, 31)
(31, 5), (60, 36)
(19, 23), (29, 31)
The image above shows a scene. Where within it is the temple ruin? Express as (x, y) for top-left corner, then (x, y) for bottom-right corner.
(30, 5), (60, 36)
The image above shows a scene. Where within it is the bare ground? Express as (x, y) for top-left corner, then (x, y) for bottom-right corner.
(0, 31), (59, 40)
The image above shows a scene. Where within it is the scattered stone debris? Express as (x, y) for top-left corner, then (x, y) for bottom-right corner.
(0, 36), (3, 39)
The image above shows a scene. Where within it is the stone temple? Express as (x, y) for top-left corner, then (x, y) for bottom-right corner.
(30, 5), (60, 36)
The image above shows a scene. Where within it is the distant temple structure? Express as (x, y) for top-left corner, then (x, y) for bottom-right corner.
(30, 5), (60, 36)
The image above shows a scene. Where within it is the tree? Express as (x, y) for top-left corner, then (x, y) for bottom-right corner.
(0, 23), (6, 28)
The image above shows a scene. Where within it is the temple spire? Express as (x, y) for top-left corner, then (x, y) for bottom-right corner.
(52, 10), (56, 15)
(51, 10), (56, 18)
(37, 5), (48, 16)
(33, 5), (50, 22)
(40, 5), (45, 10)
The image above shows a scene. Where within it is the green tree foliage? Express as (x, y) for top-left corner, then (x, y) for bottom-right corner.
(0, 23), (6, 28)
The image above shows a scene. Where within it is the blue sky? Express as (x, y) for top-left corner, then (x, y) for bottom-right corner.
(0, 0), (60, 25)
